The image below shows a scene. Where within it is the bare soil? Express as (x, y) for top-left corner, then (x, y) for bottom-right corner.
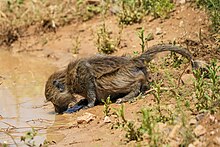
(0, 2), (220, 147)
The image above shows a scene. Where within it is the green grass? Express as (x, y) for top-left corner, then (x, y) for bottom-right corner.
(196, 0), (220, 33)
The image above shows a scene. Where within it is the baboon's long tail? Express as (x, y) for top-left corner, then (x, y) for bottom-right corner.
(134, 44), (201, 70)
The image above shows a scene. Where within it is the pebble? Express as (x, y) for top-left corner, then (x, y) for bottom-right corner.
(103, 116), (111, 123)
(179, 20), (184, 27)
(194, 125), (206, 137)
(213, 136), (220, 145)
(169, 124), (181, 139)
(189, 118), (197, 125)
(188, 143), (195, 147)
(77, 112), (96, 124)
(155, 27), (163, 35)
(179, 0), (186, 4)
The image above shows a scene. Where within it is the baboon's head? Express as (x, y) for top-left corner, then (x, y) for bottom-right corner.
(45, 70), (77, 114)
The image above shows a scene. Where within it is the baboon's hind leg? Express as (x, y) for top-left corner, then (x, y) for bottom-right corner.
(115, 82), (142, 104)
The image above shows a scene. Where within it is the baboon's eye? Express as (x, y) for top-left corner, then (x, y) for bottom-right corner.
(53, 80), (65, 92)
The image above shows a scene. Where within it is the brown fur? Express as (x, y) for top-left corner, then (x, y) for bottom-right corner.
(45, 44), (207, 113)
(45, 69), (77, 113)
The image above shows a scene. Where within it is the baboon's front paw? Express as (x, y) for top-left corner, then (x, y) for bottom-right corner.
(116, 98), (123, 104)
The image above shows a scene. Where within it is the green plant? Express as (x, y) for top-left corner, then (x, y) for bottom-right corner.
(102, 96), (112, 116)
(117, 0), (144, 25)
(20, 128), (38, 146)
(76, 0), (102, 21)
(147, 0), (174, 19)
(207, 59), (220, 100)
(196, 0), (220, 32)
(151, 80), (164, 120)
(138, 28), (146, 53)
(116, 0), (174, 25)
(193, 59), (220, 113)
(96, 23), (116, 54)
(71, 36), (80, 54)
(113, 104), (143, 142)
(137, 28), (154, 55)
(113, 105), (163, 144)
(139, 109), (161, 147)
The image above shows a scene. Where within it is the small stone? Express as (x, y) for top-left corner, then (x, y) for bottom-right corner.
(189, 118), (197, 125)
(157, 122), (166, 131)
(210, 131), (215, 135)
(209, 114), (216, 123)
(179, 20), (184, 27)
(188, 143), (195, 147)
(193, 139), (203, 146)
(213, 136), (220, 145)
(179, 0), (186, 4)
(148, 16), (155, 22)
(181, 74), (194, 86)
(103, 116), (111, 123)
(194, 125), (206, 137)
(196, 113), (205, 121)
(169, 124), (181, 139)
(155, 27), (163, 35)
(77, 112), (96, 124)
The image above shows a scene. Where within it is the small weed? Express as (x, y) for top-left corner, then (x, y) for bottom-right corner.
(147, 0), (174, 19)
(151, 80), (164, 121)
(138, 28), (146, 53)
(113, 104), (142, 141)
(137, 28), (154, 54)
(76, 0), (102, 21)
(193, 59), (220, 113)
(117, 0), (144, 25)
(71, 36), (80, 54)
(96, 23), (117, 54)
(102, 96), (112, 116)
(115, 0), (174, 25)
(196, 0), (220, 33)
(113, 105), (162, 145)
(20, 128), (37, 146)
(139, 109), (161, 146)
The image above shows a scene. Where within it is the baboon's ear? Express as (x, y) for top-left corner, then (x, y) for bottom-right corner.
(53, 80), (65, 92)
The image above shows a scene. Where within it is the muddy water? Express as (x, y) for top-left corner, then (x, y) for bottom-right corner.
(0, 51), (67, 146)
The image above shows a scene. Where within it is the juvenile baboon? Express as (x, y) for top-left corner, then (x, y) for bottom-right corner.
(45, 44), (206, 113)
(45, 69), (77, 113)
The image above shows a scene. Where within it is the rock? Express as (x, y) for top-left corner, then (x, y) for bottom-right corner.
(179, 0), (186, 4)
(194, 125), (206, 137)
(155, 27), (163, 35)
(213, 136), (220, 145)
(189, 118), (197, 125)
(196, 113), (205, 121)
(77, 112), (96, 124)
(188, 143), (195, 147)
(181, 74), (194, 86)
(209, 114), (217, 123)
(103, 116), (111, 123)
(169, 124), (181, 139)
(179, 20), (184, 27)
(148, 16), (155, 22)
(192, 139), (203, 146)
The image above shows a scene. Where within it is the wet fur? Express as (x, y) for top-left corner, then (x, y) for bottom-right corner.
(45, 44), (206, 113)
(45, 69), (77, 113)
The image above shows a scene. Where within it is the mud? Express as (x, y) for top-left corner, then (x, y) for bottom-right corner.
(0, 2), (219, 147)
(0, 50), (65, 146)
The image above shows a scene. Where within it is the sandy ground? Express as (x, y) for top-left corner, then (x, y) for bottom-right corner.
(0, 2), (220, 147)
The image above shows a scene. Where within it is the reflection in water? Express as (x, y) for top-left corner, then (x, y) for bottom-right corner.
(0, 51), (68, 145)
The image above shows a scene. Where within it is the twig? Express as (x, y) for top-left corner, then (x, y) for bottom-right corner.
(176, 62), (191, 88)
(0, 130), (18, 147)
(1, 121), (17, 129)
(145, 87), (178, 96)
